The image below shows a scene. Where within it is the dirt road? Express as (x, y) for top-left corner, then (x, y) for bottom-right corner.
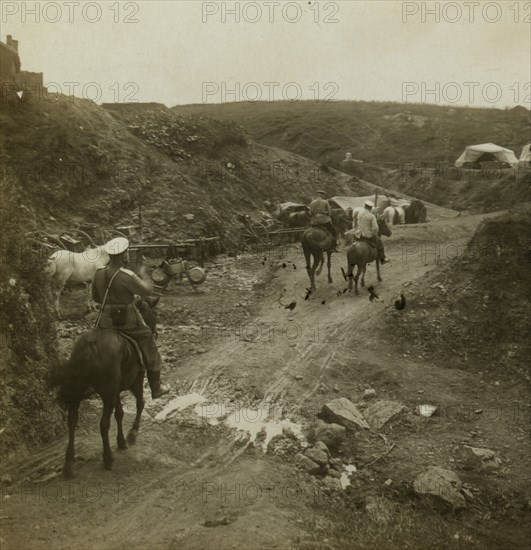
(2, 211), (530, 550)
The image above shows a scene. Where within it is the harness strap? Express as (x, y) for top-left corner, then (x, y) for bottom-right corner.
(115, 330), (145, 368)
(94, 268), (120, 329)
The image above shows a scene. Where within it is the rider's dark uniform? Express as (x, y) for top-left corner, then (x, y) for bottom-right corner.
(309, 197), (337, 244)
(92, 266), (162, 373)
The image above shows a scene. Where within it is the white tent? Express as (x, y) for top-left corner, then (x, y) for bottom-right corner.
(455, 143), (519, 168)
(519, 144), (531, 164)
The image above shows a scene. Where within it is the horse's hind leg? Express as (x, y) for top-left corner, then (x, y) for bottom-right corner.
(127, 372), (145, 445)
(114, 396), (127, 450)
(376, 260), (382, 282)
(304, 249), (316, 294)
(100, 400), (115, 470)
(354, 265), (362, 296)
(63, 401), (80, 478)
(315, 252), (324, 276)
(326, 251), (333, 284)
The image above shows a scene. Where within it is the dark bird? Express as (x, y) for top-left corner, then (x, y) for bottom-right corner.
(293, 264), (297, 270)
(394, 293), (406, 310)
(285, 301), (297, 311)
(321, 300), (326, 305)
(282, 263), (287, 268)
(367, 285), (380, 302)
(304, 288), (312, 301)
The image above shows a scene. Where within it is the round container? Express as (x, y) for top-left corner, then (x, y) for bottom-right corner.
(187, 266), (206, 285)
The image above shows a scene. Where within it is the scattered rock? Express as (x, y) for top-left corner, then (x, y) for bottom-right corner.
(329, 458), (343, 471)
(320, 477), (342, 493)
(312, 421), (346, 449)
(294, 453), (321, 475)
(204, 516), (230, 527)
(413, 467), (466, 510)
(267, 434), (302, 459)
(416, 404), (438, 417)
(295, 375), (303, 381)
(363, 389), (376, 399)
(364, 400), (405, 430)
(313, 440), (331, 456)
(457, 446), (502, 470)
(321, 398), (370, 431)
(183, 213), (195, 221)
(304, 447), (329, 467)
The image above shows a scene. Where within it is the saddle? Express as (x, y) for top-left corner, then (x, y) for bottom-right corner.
(85, 328), (145, 368)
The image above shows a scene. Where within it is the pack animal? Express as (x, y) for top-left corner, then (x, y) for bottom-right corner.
(47, 244), (110, 317)
(301, 217), (349, 294)
(382, 199), (427, 226)
(51, 323), (149, 477)
(346, 219), (392, 295)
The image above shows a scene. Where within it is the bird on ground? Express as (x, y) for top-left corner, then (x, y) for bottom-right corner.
(367, 285), (380, 302)
(285, 301), (297, 311)
(395, 293), (406, 310)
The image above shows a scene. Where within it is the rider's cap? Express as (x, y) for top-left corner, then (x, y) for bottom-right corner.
(316, 190), (326, 195)
(104, 237), (130, 256)
(365, 200), (374, 208)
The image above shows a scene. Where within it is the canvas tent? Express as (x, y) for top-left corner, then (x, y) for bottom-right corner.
(519, 144), (531, 165)
(455, 143), (519, 168)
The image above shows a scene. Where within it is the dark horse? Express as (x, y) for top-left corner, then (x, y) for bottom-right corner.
(52, 325), (148, 478)
(346, 219), (392, 295)
(301, 214), (351, 294)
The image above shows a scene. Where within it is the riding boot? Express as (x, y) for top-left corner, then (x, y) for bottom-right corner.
(146, 370), (170, 399)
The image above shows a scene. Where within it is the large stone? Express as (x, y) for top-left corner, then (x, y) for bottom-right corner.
(413, 467), (466, 510)
(364, 400), (405, 430)
(304, 447), (329, 466)
(313, 440), (331, 457)
(313, 421), (346, 448)
(293, 453), (321, 475)
(458, 446), (502, 470)
(321, 398), (370, 431)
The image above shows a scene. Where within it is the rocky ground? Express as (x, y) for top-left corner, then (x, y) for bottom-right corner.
(1, 209), (530, 549)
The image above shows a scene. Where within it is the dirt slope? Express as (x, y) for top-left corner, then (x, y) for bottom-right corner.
(172, 101), (531, 213)
(2, 209), (529, 549)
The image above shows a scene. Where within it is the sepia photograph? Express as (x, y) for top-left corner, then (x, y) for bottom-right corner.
(0, 1), (530, 548)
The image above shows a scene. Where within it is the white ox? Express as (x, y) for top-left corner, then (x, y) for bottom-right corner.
(47, 244), (110, 317)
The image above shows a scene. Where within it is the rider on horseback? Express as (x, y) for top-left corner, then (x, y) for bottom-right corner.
(355, 200), (389, 264)
(92, 237), (170, 399)
(309, 190), (339, 253)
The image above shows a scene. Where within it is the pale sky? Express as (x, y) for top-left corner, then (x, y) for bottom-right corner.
(2, 0), (530, 108)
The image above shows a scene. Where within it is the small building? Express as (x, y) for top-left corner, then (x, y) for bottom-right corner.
(0, 34), (44, 99)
